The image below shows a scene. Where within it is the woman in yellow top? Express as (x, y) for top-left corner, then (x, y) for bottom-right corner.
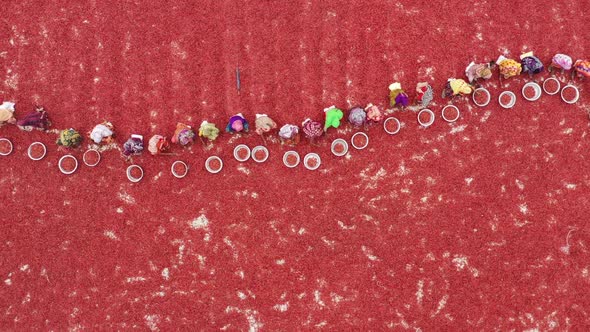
(496, 55), (522, 85)
(442, 78), (473, 99)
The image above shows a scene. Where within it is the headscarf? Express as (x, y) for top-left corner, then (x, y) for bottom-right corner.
(465, 62), (492, 82)
(0, 102), (15, 123)
(348, 107), (366, 127)
(173, 123), (195, 146)
(389, 82), (409, 107)
(449, 78), (473, 95)
(324, 106), (344, 131)
(551, 54), (573, 70)
(90, 123), (114, 144)
(278, 124), (299, 140)
(148, 135), (169, 155)
(416, 82), (434, 107)
(496, 55), (522, 79)
(199, 121), (220, 141)
(123, 136), (144, 156)
(520, 52), (544, 75)
(365, 104), (383, 123)
(302, 118), (323, 139)
(574, 60), (590, 78)
(255, 114), (277, 135)
(16, 107), (51, 131)
(57, 129), (82, 147)
(226, 114), (249, 133)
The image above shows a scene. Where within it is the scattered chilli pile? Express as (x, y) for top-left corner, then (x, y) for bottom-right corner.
(0, 52), (588, 181)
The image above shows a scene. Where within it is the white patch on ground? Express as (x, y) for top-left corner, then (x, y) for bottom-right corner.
(275, 259), (285, 265)
(450, 125), (467, 134)
(170, 41), (188, 59)
(4, 278), (11, 286)
(359, 165), (387, 188)
(465, 178), (473, 186)
(564, 183), (576, 190)
(117, 189), (136, 204)
(273, 302), (289, 312)
(161, 268), (170, 280)
(116, 207), (124, 213)
(144, 314), (160, 331)
(337, 220), (356, 230)
(395, 162), (410, 176)
(515, 179), (525, 190)
(153, 171), (162, 181)
(430, 294), (449, 317)
(237, 291), (247, 300)
(480, 110), (492, 123)
(452, 256), (469, 270)
(452, 255), (479, 277)
(416, 280), (424, 305)
(103, 230), (119, 240)
(237, 165), (251, 175)
(5, 71), (19, 90)
(519, 203), (529, 215)
(126, 276), (146, 283)
(562, 128), (573, 135)
(322, 237), (335, 248)
(190, 214), (209, 229)
(314, 290), (326, 307)
(224, 237), (238, 260)
(361, 246), (379, 261)
(225, 307), (263, 332)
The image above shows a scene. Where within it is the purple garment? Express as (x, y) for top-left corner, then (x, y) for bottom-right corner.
(395, 93), (409, 107)
(226, 115), (250, 133)
(521, 56), (544, 74)
(17, 109), (50, 130)
(123, 137), (144, 156)
(348, 107), (366, 127)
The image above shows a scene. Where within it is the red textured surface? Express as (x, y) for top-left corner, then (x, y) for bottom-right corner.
(2, 0), (590, 330)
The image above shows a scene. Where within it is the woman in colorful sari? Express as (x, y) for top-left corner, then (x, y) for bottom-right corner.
(302, 118), (322, 145)
(365, 103), (383, 125)
(496, 55), (522, 85)
(520, 52), (544, 78)
(278, 124), (299, 146)
(148, 135), (170, 155)
(573, 59), (590, 80)
(255, 114), (277, 144)
(198, 120), (220, 143)
(56, 128), (82, 148)
(324, 106), (343, 132)
(548, 54), (573, 74)
(465, 62), (493, 85)
(348, 106), (366, 128)
(89, 121), (115, 144)
(225, 113), (249, 134)
(171, 123), (195, 146)
(122, 135), (144, 158)
(388, 82), (409, 109)
(442, 78), (473, 99)
(16, 106), (51, 131)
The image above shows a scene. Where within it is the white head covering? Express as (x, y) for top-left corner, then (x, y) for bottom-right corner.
(388, 82), (401, 91)
(90, 124), (113, 144)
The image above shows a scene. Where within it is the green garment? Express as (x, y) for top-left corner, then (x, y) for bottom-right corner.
(324, 108), (343, 131)
(56, 129), (82, 147)
(199, 122), (220, 141)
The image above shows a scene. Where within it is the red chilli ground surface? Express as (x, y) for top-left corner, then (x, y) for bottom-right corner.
(2, 1), (590, 330)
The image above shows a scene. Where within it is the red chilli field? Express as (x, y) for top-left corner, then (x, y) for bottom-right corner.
(2, 1), (590, 330)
